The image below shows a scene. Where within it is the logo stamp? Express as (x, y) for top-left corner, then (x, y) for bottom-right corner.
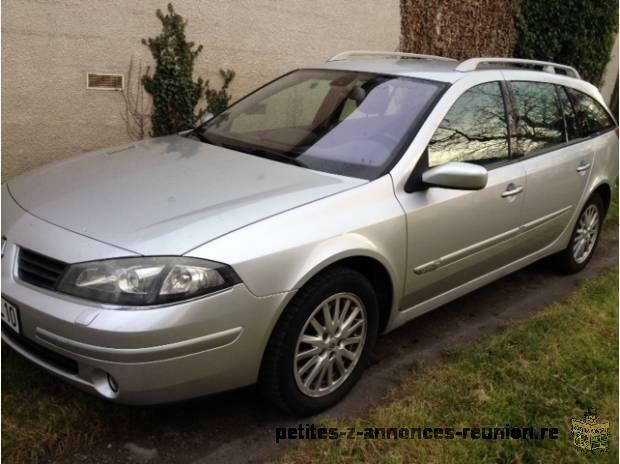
(571, 409), (609, 453)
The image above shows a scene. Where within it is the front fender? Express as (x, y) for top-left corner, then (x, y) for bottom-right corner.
(188, 176), (407, 300)
(284, 233), (401, 295)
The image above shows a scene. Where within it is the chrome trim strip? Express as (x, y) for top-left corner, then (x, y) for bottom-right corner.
(398, 234), (560, 322)
(518, 206), (572, 233)
(413, 227), (519, 275)
(413, 206), (572, 275)
(35, 326), (244, 363)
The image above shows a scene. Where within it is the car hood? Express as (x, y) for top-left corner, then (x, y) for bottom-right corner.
(7, 136), (366, 256)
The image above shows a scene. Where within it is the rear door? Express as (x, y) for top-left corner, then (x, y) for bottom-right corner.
(508, 81), (614, 256)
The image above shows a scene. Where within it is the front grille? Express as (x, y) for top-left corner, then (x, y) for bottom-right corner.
(2, 323), (79, 375)
(18, 248), (68, 290)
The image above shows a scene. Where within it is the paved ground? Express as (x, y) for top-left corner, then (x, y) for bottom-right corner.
(48, 231), (618, 464)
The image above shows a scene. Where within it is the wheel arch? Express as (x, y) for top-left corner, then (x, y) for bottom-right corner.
(555, 179), (613, 254)
(264, 246), (400, 353)
(592, 182), (612, 217)
(309, 255), (395, 335)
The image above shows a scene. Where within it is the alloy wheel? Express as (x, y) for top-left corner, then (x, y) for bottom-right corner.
(293, 292), (367, 398)
(573, 204), (600, 264)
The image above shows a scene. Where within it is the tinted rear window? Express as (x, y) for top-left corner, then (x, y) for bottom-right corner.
(510, 81), (565, 156)
(566, 88), (616, 136)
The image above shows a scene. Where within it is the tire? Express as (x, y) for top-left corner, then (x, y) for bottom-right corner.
(554, 193), (604, 273)
(258, 266), (379, 416)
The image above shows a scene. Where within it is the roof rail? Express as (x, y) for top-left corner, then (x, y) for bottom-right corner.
(456, 57), (581, 79)
(327, 50), (457, 63)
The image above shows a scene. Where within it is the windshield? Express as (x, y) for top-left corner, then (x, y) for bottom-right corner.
(194, 69), (444, 179)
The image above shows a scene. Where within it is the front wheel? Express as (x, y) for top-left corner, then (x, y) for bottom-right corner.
(258, 266), (378, 416)
(554, 193), (604, 273)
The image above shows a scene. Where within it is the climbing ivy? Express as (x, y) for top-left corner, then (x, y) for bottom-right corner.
(142, 4), (205, 136)
(515, 0), (618, 86)
(206, 69), (236, 117)
(142, 3), (236, 136)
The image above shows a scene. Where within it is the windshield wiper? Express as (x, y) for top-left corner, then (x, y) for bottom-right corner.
(221, 143), (309, 169)
(190, 132), (309, 169)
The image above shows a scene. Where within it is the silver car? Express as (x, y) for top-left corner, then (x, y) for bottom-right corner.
(2, 51), (617, 415)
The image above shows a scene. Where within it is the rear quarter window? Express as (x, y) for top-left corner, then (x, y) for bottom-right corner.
(566, 87), (616, 136)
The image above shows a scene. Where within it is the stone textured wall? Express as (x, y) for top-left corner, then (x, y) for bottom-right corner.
(400, 0), (520, 59)
(2, 0), (400, 179)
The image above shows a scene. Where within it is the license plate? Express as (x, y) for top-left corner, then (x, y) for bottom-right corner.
(1, 298), (20, 334)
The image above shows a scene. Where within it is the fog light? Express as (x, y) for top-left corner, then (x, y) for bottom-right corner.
(91, 369), (120, 399)
(107, 374), (119, 392)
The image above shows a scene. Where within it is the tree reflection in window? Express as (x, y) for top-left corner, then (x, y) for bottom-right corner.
(566, 88), (615, 136)
(557, 86), (580, 140)
(428, 82), (508, 167)
(511, 82), (565, 156)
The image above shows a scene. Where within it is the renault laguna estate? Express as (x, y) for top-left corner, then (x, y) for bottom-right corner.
(2, 51), (617, 415)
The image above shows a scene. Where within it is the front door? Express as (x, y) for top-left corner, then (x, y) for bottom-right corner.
(395, 81), (527, 309)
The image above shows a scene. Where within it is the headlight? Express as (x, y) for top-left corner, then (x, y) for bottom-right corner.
(57, 257), (240, 306)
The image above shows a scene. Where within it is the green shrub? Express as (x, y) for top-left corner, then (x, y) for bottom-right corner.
(142, 3), (236, 136)
(206, 69), (236, 116)
(515, 0), (618, 86)
(142, 3), (205, 136)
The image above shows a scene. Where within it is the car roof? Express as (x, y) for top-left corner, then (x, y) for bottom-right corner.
(310, 51), (601, 100)
(315, 58), (463, 83)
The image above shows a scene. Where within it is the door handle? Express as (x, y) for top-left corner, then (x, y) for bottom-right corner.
(501, 184), (524, 198)
(576, 162), (591, 173)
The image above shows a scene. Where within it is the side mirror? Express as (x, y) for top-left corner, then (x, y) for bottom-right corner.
(422, 162), (488, 190)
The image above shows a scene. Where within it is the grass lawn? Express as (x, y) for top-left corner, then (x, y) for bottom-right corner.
(1, 345), (152, 463)
(609, 185), (618, 225)
(277, 266), (619, 463)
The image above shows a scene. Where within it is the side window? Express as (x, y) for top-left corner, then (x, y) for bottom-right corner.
(511, 82), (565, 156)
(557, 86), (580, 140)
(428, 82), (509, 167)
(566, 88), (615, 136)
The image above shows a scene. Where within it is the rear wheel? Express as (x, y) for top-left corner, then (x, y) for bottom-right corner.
(258, 266), (378, 416)
(554, 193), (603, 273)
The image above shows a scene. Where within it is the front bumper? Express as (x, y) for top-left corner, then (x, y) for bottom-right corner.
(1, 240), (292, 404)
